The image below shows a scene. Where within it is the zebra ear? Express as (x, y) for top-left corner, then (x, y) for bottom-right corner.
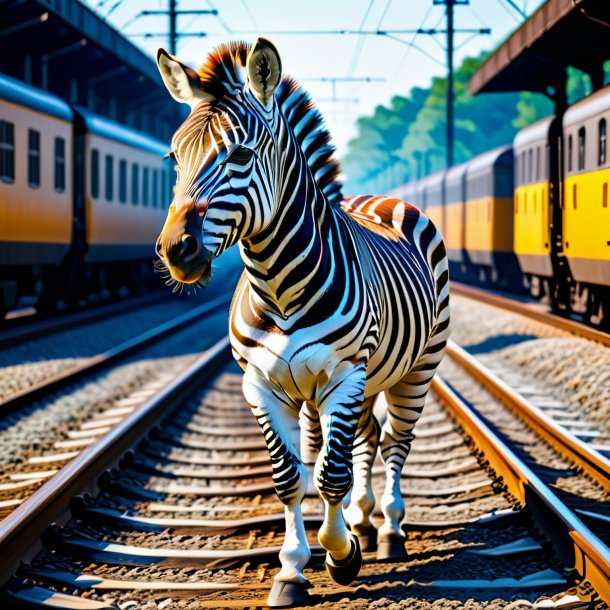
(246, 37), (282, 106)
(157, 48), (213, 109)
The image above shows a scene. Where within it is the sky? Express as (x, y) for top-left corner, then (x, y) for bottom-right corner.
(84, 0), (546, 156)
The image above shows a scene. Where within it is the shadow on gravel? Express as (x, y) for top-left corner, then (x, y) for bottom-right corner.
(466, 333), (538, 355)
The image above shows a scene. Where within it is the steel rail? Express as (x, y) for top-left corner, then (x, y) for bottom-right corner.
(0, 291), (169, 350)
(0, 292), (232, 416)
(0, 335), (232, 585)
(431, 374), (610, 605)
(450, 281), (610, 347)
(445, 339), (610, 492)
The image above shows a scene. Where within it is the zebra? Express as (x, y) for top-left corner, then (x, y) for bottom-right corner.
(155, 38), (450, 607)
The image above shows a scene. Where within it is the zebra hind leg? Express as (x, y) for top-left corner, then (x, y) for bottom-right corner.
(242, 367), (311, 608)
(343, 397), (380, 552)
(378, 345), (445, 561)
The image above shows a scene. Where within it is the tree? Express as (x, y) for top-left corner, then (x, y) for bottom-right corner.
(341, 52), (553, 195)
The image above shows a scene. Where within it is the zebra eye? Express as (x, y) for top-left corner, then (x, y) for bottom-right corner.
(221, 144), (255, 167)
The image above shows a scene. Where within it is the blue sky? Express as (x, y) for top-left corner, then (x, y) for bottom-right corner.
(84, 0), (545, 155)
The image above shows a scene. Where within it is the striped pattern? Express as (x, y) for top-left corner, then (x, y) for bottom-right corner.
(160, 40), (450, 585)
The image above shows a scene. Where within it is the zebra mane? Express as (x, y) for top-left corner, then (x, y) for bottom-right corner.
(196, 41), (344, 207)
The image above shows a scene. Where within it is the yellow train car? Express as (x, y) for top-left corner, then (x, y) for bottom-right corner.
(465, 146), (520, 285)
(420, 170), (445, 237)
(80, 109), (171, 264)
(0, 75), (73, 262)
(513, 117), (554, 280)
(386, 180), (415, 204)
(563, 87), (610, 294)
(0, 73), (73, 309)
(444, 162), (468, 268)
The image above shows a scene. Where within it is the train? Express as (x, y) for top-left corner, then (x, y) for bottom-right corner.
(0, 72), (175, 317)
(389, 85), (610, 328)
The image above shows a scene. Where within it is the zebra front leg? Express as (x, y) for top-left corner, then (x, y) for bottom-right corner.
(315, 365), (366, 585)
(343, 397), (380, 552)
(243, 367), (310, 607)
(300, 400), (322, 497)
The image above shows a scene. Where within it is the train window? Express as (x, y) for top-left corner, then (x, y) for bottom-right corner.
(105, 155), (113, 201)
(535, 147), (540, 182)
(599, 119), (607, 166)
(578, 127), (586, 171)
(54, 138), (65, 192)
(152, 169), (159, 208)
(28, 129), (41, 188)
(90, 148), (99, 198)
(568, 134), (573, 172)
(131, 163), (139, 205)
(119, 160), (127, 203)
(0, 120), (15, 183)
(142, 167), (149, 207)
(528, 148), (533, 183)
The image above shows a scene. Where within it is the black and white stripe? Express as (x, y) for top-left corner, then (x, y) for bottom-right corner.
(157, 39), (450, 593)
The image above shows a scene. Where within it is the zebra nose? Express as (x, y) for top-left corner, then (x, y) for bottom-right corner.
(181, 234), (199, 258)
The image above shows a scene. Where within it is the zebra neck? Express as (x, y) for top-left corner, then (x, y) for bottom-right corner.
(240, 160), (336, 321)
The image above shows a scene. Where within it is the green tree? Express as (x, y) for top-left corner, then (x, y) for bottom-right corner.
(341, 52), (553, 195)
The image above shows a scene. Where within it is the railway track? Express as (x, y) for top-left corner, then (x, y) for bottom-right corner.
(0, 333), (608, 607)
(0, 292), (232, 521)
(450, 282), (610, 348)
(0, 292), (170, 351)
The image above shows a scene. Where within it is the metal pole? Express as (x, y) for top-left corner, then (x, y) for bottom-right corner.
(446, 0), (454, 168)
(169, 0), (177, 55)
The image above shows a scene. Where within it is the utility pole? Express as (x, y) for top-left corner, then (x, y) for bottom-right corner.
(431, 0), (484, 168)
(169, 0), (177, 55)
(132, 2), (218, 56)
(446, 0), (455, 167)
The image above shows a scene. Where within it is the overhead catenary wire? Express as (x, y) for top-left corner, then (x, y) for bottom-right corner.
(502, 0), (528, 19)
(206, 0), (233, 34)
(494, 0), (522, 23)
(347, 0), (376, 78)
(391, 5), (434, 76)
(240, 0), (261, 32)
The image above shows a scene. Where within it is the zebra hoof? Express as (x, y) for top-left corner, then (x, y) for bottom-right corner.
(325, 533), (362, 585)
(376, 534), (408, 562)
(266, 580), (311, 608)
(353, 525), (378, 553)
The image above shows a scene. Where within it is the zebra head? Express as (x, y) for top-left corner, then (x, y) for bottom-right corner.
(155, 39), (282, 286)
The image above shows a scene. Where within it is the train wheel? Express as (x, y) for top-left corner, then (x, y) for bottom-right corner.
(587, 285), (607, 328)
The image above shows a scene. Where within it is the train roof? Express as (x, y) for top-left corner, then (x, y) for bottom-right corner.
(563, 83), (610, 128)
(0, 72), (73, 122)
(76, 107), (168, 156)
(466, 145), (513, 177)
(514, 116), (555, 150)
(419, 170), (446, 189)
(445, 161), (469, 184)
